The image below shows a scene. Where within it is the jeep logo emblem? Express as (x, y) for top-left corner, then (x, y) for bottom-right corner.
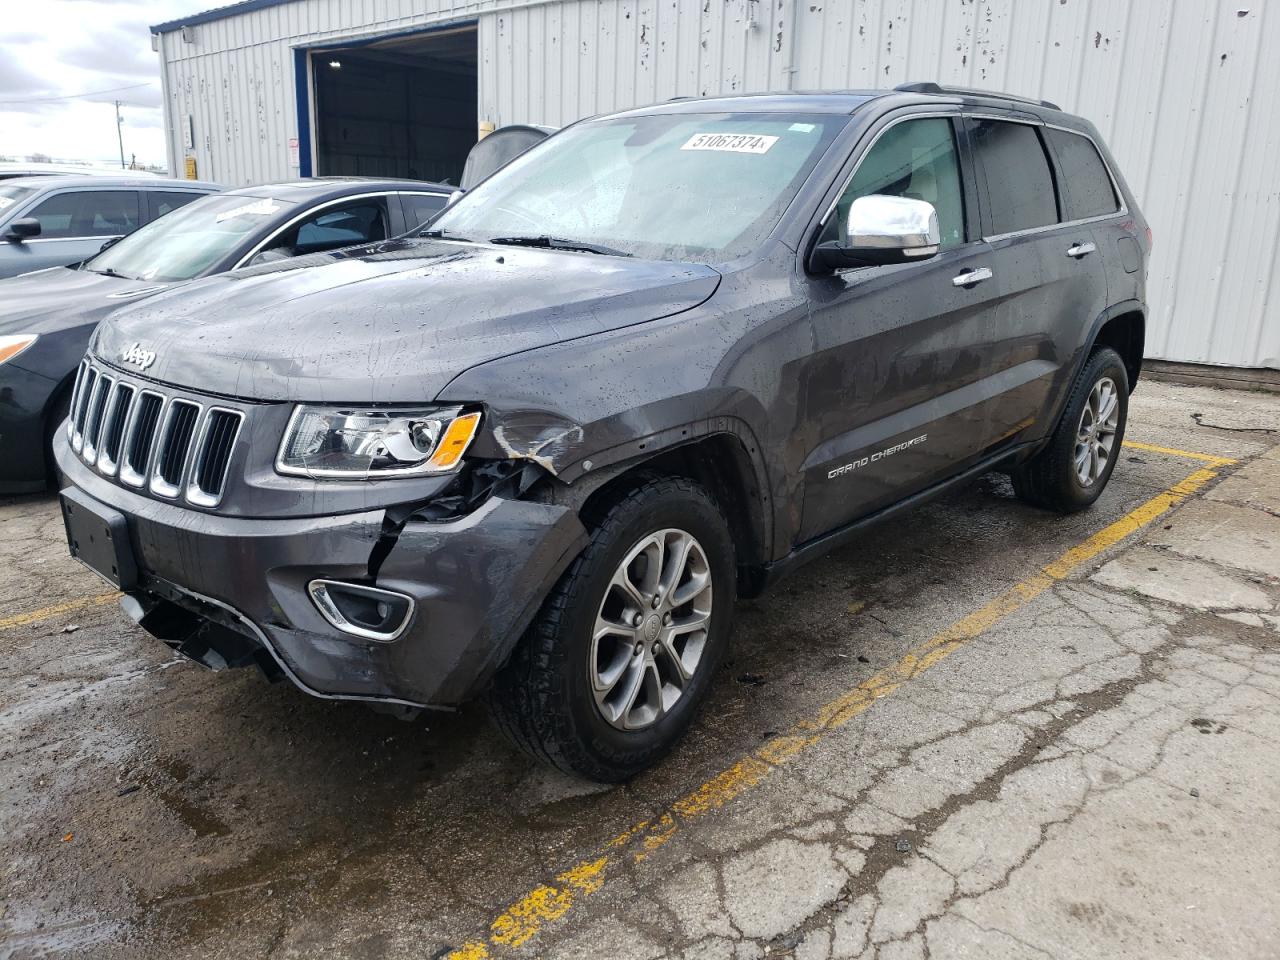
(120, 342), (156, 370)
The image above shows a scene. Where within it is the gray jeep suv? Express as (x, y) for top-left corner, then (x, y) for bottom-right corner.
(55, 85), (1149, 781)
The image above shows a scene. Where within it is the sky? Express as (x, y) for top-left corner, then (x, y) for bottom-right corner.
(0, 0), (213, 171)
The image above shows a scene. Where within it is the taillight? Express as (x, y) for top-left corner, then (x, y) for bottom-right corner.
(1145, 225), (1153, 249)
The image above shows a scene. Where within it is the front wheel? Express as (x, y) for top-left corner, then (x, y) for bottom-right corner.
(1012, 346), (1129, 513)
(488, 476), (736, 782)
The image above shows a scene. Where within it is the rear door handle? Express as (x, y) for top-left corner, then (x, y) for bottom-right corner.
(952, 266), (993, 287)
(1066, 241), (1097, 259)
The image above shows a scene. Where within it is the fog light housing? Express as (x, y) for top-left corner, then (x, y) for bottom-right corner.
(307, 579), (415, 642)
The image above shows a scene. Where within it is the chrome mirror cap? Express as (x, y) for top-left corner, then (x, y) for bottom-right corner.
(846, 194), (941, 256)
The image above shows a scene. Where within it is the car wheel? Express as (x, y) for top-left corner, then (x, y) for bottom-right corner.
(489, 475), (736, 782)
(1012, 346), (1129, 513)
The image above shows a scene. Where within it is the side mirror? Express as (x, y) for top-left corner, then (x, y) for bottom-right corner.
(3, 217), (41, 243)
(812, 195), (939, 272)
(447, 189), (465, 206)
(99, 236), (122, 253)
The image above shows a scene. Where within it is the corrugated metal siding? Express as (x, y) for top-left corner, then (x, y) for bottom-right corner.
(159, 0), (1279, 369)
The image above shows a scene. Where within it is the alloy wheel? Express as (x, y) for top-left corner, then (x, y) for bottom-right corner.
(1074, 375), (1120, 487)
(589, 528), (714, 731)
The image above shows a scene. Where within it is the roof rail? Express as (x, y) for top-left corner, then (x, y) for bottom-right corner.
(893, 81), (1061, 112)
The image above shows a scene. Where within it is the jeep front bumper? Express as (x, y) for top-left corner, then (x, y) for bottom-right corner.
(54, 432), (588, 708)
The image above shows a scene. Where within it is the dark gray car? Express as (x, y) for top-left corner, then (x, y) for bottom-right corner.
(0, 178), (452, 493)
(0, 176), (221, 278)
(54, 86), (1149, 781)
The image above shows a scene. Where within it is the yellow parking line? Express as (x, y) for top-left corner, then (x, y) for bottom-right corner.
(0, 593), (119, 632)
(446, 460), (1226, 959)
(1122, 439), (1238, 467)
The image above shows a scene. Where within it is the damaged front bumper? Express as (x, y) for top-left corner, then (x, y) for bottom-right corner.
(54, 434), (588, 708)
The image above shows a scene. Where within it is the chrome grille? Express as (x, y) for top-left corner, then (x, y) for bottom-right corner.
(70, 361), (243, 507)
(152, 400), (201, 497)
(188, 409), (243, 506)
(121, 392), (163, 487)
(81, 374), (114, 462)
(97, 382), (135, 475)
(69, 364), (97, 451)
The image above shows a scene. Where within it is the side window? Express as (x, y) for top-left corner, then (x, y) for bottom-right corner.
(148, 191), (205, 221)
(403, 193), (448, 230)
(820, 117), (966, 250)
(28, 190), (140, 239)
(969, 119), (1058, 235)
(254, 200), (389, 264)
(1044, 128), (1119, 221)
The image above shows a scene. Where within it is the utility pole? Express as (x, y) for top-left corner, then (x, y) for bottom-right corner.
(114, 100), (125, 169)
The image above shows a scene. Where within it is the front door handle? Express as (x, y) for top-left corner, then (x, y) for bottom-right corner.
(1066, 241), (1097, 259)
(952, 266), (993, 288)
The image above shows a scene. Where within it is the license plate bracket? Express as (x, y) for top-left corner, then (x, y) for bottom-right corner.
(60, 487), (138, 590)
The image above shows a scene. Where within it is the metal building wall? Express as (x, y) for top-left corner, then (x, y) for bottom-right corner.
(154, 0), (491, 187)
(159, 0), (1279, 369)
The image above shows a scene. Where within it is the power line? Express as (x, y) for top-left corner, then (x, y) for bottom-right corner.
(0, 81), (154, 106)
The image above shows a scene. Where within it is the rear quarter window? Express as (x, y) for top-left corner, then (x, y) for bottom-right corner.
(1045, 128), (1120, 220)
(970, 119), (1059, 236)
(403, 193), (448, 230)
(148, 190), (207, 220)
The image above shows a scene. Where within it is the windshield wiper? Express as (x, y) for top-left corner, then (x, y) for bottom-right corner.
(91, 266), (134, 280)
(420, 227), (474, 242)
(489, 235), (631, 258)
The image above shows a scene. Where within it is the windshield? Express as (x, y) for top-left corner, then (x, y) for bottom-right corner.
(433, 112), (846, 262)
(0, 184), (35, 216)
(85, 193), (297, 281)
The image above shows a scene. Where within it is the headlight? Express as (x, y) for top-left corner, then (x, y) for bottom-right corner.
(276, 405), (482, 479)
(0, 334), (38, 366)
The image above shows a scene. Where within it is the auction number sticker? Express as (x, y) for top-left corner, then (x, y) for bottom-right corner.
(0, 197), (13, 210)
(681, 132), (779, 154)
(215, 198), (283, 223)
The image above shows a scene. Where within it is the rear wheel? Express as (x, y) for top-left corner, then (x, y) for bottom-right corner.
(1012, 346), (1129, 513)
(489, 476), (735, 782)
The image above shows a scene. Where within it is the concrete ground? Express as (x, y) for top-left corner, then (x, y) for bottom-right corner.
(1, 379), (1278, 960)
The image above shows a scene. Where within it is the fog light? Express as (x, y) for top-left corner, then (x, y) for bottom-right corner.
(307, 579), (414, 642)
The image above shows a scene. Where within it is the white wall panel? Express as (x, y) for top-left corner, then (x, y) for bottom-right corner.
(158, 0), (1280, 368)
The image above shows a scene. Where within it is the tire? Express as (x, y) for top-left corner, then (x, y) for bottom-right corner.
(489, 475), (736, 782)
(1012, 346), (1129, 513)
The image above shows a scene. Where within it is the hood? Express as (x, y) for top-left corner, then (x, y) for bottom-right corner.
(91, 238), (721, 403)
(0, 267), (171, 336)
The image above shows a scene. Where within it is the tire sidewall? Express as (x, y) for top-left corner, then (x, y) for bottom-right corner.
(559, 487), (735, 771)
(1059, 348), (1130, 506)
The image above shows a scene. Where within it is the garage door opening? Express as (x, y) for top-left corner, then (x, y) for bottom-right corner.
(311, 25), (477, 184)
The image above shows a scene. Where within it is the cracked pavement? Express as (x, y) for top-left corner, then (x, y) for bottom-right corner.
(1, 380), (1278, 959)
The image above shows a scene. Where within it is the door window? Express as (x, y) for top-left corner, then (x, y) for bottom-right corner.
(1044, 128), (1119, 221)
(28, 190), (140, 238)
(253, 200), (388, 263)
(970, 119), (1059, 235)
(820, 117), (966, 250)
(147, 190), (206, 221)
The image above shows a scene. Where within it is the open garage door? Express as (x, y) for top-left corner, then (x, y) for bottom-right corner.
(311, 25), (477, 184)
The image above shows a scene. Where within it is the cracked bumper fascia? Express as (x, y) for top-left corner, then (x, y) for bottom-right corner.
(54, 435), (589, 707)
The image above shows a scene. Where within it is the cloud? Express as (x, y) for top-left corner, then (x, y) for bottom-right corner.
(60, 41), (159, 80)
(1, 0), (209, 167)
(0, 56), (54, 100)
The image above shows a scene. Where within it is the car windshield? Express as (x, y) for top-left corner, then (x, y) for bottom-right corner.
(432, 112), (847, 262)
(0, 184), (35, 215)
(85, 193), (297, 282)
